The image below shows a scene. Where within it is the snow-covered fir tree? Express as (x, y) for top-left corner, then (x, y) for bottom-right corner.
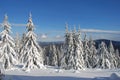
(0, 14), (17, 69)
(115, 49), (119, 57)
(42, 46), (48, 65)
(108, 41), (117, 68)
(61, 24), (85, 70)
(88, 36), (97, 68)
(66, 26), (76, 69)
(96, 42), (111, 69)
(57, 45), (63, 67)
(72, 26), (85, 70)
(83, 33), (91, 68)
(48, 44), (58, 66)
(19, 13), (44, 70)
(14, 33), (21, 57)
(115, 49), (120, 68)
(21, 33), (26, 45)
(60, 23), (73, 69)
(18, 33), (26, 60)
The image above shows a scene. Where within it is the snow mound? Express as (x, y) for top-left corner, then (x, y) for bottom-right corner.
(110, 73), (120, 80)
(92, 73), (120, 80)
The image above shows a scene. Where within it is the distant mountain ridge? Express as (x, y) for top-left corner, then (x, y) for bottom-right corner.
(39, 39), (120, 49)
(39, 39), (120, 52)
(39, 41), (64, 47)
(95, 39), (120, 50)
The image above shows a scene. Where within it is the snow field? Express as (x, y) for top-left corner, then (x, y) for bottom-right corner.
(3, 66), (120, 80)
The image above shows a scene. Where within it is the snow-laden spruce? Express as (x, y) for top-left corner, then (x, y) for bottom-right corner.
(72, 26), (85, 70)
(0, 14), (17, 69)
(83, 34), (97, 68)
(57, 45), (64, 67)
(14, 33), (21, 58)
(83, 34), (91, 68)
(96, 42), (112, 69)
(115, 49), (120, 68)
(43, 44), (61, 66)
(108, 41), (117, 68)
(48, 44), (58, 66)
(88, 36), (97, 68)
(60, 24), (72, 69)
(61, 24), (85, 70)
(19, 13), (44, 70)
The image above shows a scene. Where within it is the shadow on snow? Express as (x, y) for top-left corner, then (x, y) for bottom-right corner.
(4, 73), (120, 80)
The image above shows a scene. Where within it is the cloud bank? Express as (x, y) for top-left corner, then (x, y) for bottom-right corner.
(38, 29), (120, 41)
(81, 29), (120, 34)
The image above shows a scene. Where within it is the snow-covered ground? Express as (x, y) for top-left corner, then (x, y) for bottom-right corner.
(3, 66), (120, 80)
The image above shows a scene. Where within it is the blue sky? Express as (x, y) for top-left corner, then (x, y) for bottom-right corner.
(0, 0), (120, 41)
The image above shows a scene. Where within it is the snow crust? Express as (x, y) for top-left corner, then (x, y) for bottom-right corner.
(3, 66), (120, 80)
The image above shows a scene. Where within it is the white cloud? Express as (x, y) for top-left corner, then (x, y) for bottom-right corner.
(0, 23), (26, 27)
(82, 32), (120, 41)
(38, 29), (120, 41)
(40, 34), (47, 39)
(45, 29), (120, 34)
(11, 23), (26, 27)
(81, 29), (120, 34)
(55, 35), (62, 39)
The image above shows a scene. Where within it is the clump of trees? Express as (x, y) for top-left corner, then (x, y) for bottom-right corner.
(0, 15), (119, 71)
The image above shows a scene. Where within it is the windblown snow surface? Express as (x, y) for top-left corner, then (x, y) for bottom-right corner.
(3, 66), (120, 80)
